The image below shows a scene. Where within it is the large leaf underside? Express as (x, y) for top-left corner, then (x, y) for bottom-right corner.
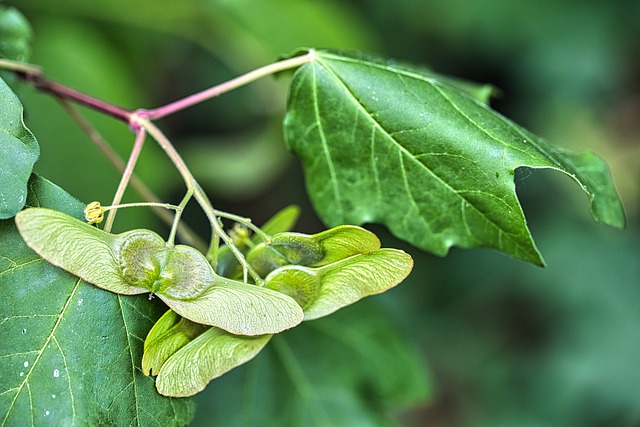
(0, 175), (193, 426)
(284, 50), (625, 265)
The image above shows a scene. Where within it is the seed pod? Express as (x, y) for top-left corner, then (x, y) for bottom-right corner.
(142, 309), (207, 376)
(215, 205), (301, 278)
(265, 248), (413, 320)
(15, 207), (304, 335)
(154, 326), (271, 397)
(271, 225), (381, 266)
(142, 309), (272, 397)
(245, 243), (290, 277)
(244, 225), (384, 278)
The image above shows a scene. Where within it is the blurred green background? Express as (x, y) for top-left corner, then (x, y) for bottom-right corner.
(6, 0), (640, 425)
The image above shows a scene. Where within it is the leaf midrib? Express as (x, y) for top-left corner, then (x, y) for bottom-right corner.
(310, 63), (343, 214)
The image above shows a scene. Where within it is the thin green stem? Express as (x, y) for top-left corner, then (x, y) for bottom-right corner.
(139, 51), (315, 120)
(57, 99), (207, 251)
(57, 99), (127, 177)
(207, 232), (221, 268)
(103, 201), (180, 211)
(0, 59), (42, 76)
(166, 187), (194, 248)
(212, 210), (272, 243)
(137, 117), (264, 285)
(104, 128), (147, 233)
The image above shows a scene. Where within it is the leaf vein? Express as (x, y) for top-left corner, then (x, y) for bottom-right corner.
(311, 62), (343, 215)
(52, 335), (76, 419)
(0, 258), (45, 277)
(398, 152), (428, 229)
(26, 382), (33, 427)
(369, 127), (383, 210)
(0, 350), (39, 359)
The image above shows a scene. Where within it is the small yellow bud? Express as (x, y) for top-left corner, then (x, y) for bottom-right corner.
(84, 201), (105, 224)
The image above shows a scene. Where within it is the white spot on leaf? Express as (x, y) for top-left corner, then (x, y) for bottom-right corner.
(53, 369), (60, 378)
(23, 361), (28, 368)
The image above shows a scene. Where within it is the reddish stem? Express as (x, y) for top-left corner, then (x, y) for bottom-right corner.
(17, 72), (133, 123)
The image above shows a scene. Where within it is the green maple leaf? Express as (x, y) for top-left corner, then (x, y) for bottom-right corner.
(284, 49), (625, 265)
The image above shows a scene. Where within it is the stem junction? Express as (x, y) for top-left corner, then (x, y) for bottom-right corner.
(1, 52), (315, 283)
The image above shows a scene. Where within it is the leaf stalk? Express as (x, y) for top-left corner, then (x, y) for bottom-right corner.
(139, 51), (315, 120)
